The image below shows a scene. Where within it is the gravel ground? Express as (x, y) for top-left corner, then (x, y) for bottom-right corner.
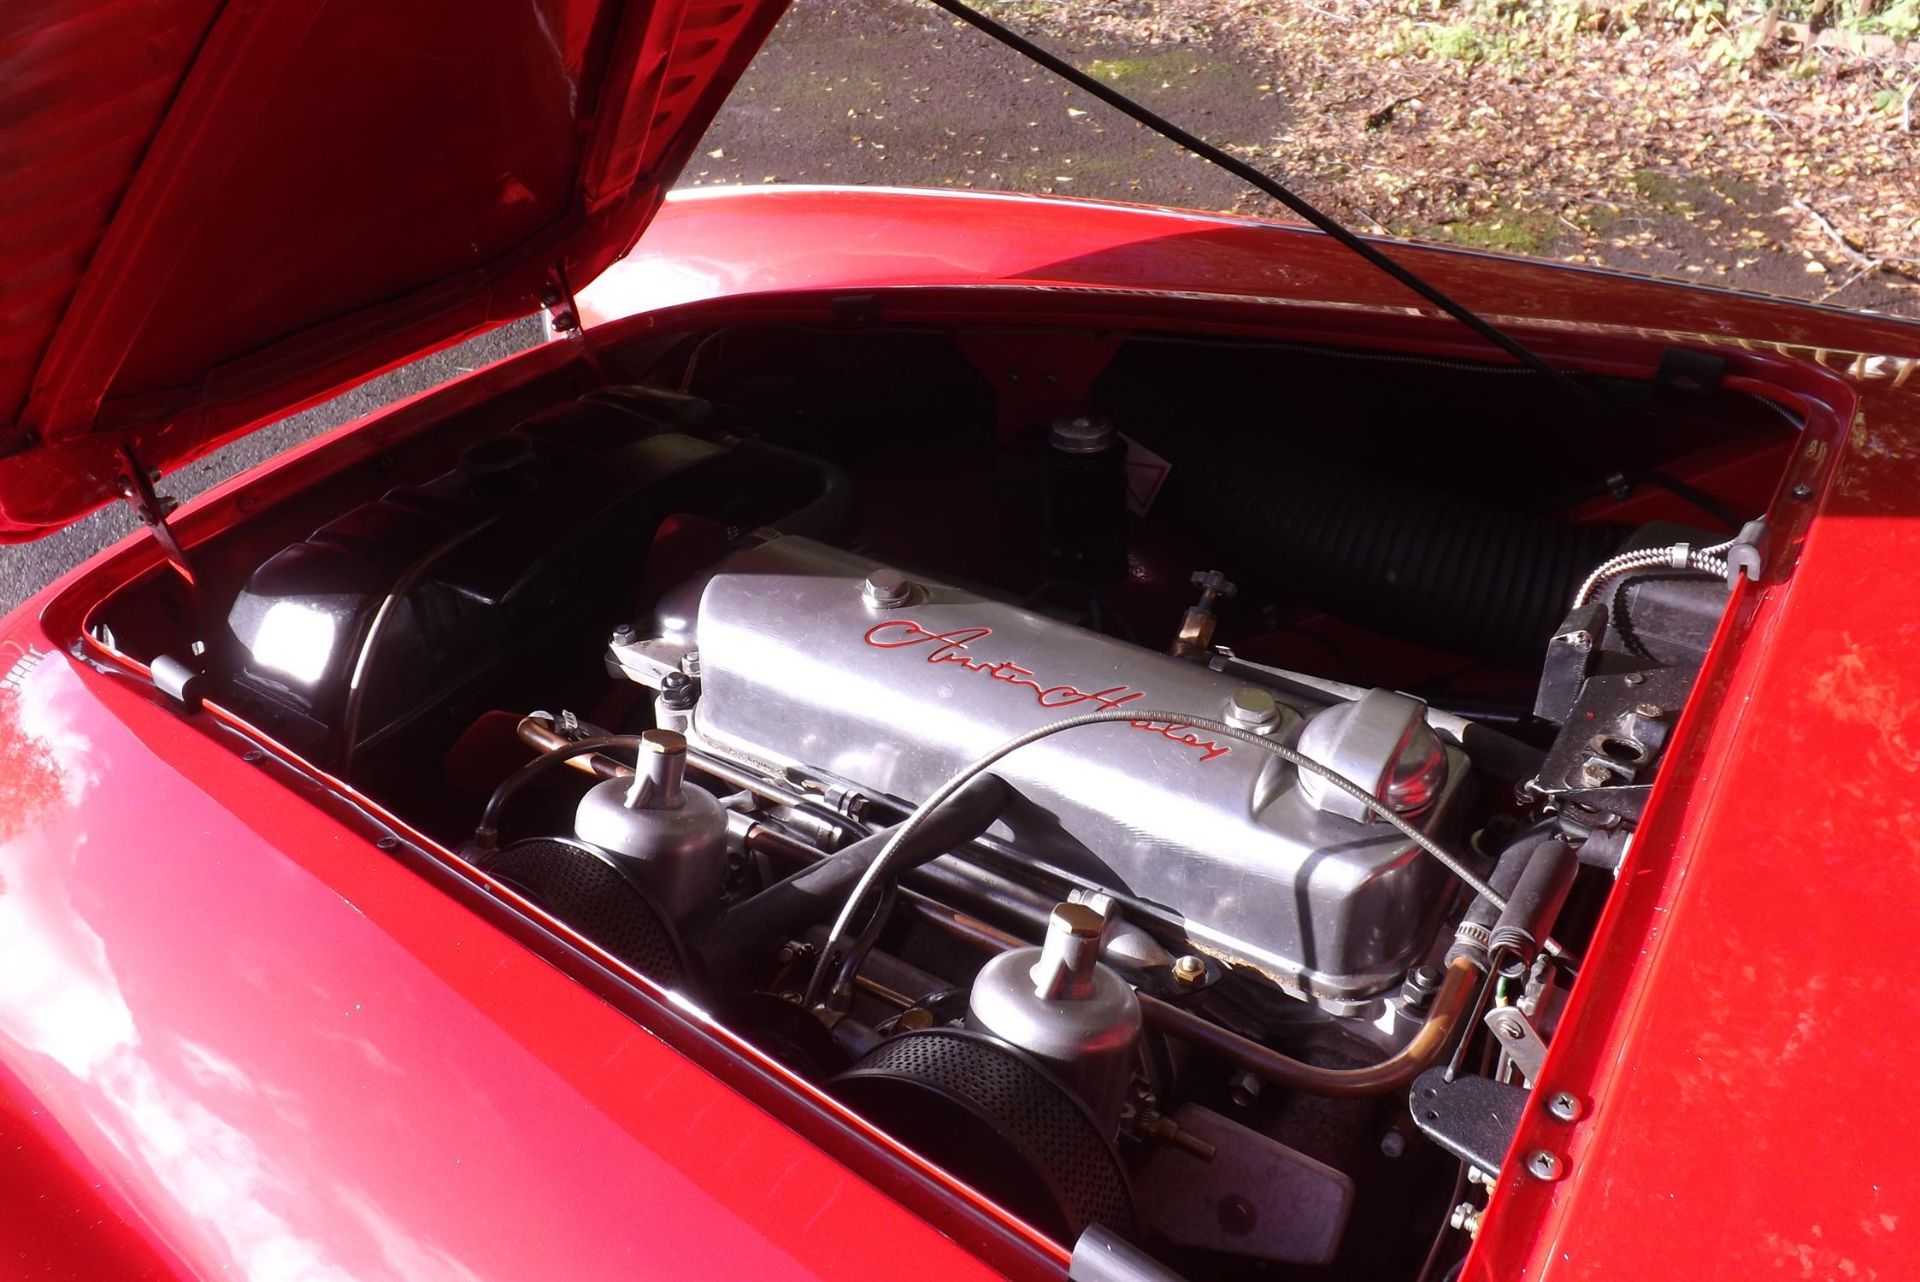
(0, 322), (543, 614)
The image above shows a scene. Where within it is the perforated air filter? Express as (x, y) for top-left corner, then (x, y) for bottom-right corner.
(831, 1028), (1137, 1243)
(475, 837), (690, 986)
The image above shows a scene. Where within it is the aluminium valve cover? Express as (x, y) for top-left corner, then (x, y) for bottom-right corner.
(617, 536), (1467, 1002)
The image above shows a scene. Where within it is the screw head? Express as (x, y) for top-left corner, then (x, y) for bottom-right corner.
(1379, 1130), (1408, 1158)
(1624, 672), (1645, 686)
(375, 835), (400, 852)
(1547, 1091), (1584, 1122)
(1790, 482), (1815, 500)
(1171, 954), (1208, 987)
(1526, 1149), (1564, 1181)
(1217, 1194), (1257, 1236)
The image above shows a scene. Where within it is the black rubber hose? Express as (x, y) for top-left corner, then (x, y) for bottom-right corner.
(1137, 437), (1626, 665)
(1489, 839), (1580, 977)
(701, 774), (1013, 981)
(472, 736), (643, 853)
(1448, 823), (1558, 968)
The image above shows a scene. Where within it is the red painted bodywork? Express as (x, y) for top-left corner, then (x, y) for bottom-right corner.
(6, 175), (1920, 1280)
(585, 185), (1920, 359)
(0, 0), (787, 541)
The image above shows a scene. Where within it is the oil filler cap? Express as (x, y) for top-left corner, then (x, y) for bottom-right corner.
(1295, 688), (1447, 823)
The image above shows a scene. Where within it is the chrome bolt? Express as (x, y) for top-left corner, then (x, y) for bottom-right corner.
(1172, 954), (1208, 988)
(1790, 482), (1814, 500)
(1526, 1149), (1564, 1181)
(1448, 1202), (1483, 1235)
(862, 568), (915, 609)
(610, 622), (636, 645)
(1224, 687), (1279, 731)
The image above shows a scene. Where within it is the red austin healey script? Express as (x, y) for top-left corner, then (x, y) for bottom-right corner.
(862, 619), (1231, 763)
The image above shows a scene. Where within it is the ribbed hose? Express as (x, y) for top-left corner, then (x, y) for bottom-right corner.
(1131, 435), (1626, 665)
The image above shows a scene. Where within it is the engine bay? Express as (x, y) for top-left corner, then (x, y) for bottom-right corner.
(92, 313), (1803, 1279)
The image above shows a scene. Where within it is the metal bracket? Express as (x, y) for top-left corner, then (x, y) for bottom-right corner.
(1484, 1005), (1548, 1084)
(1726, 518), (1770, 584)
(117, 444), (193, 582)
(1410, 1067), (1528, 1177)
(540, 265), (606, 376)
(540, 269), (583, 338)
(116, 444), (207, 657)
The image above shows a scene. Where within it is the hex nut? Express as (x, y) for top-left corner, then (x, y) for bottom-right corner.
(1172, 954), (1208, 987)
(862, 568), (915, 609)
(1225, 687), (1280, 730)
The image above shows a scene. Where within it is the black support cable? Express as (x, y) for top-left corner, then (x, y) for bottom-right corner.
(923, 0), (1609, 418)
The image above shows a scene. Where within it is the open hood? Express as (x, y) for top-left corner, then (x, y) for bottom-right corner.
(0, 0), (787, 541)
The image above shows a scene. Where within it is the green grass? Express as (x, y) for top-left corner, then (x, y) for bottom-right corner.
(1423, 205), (1559, 254)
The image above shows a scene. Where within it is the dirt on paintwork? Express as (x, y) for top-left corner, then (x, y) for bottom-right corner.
(687, 0), (1920, 322)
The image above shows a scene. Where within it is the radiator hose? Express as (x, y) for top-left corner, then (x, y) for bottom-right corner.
(1138, 437), (1625, 665)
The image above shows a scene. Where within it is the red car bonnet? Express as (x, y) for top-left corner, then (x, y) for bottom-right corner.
(0, 0), (787, 542)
